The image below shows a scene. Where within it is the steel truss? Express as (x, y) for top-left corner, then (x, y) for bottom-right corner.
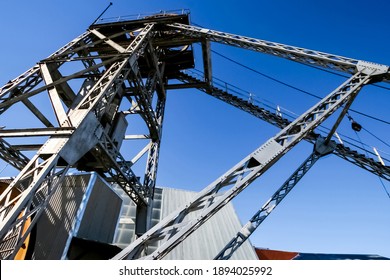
(114, 67), (387, 259)
(215, 152), (321, 260)
(0, 14), (389, 260)
(0, 16), (177, 258)
(174, 71), (390, 181)
(214, 136), (337, 260)
(167, 22), (390, 180)
(167, 23), (390, 82)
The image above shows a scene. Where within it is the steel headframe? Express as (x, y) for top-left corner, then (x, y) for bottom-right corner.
(0, 13), (389, 260)
(0, 14), (194, 259)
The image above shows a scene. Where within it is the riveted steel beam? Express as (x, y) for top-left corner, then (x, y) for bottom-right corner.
(175, 71), (390, 181)
(114, 67), (379, 260)
(167, 23), (390, 82)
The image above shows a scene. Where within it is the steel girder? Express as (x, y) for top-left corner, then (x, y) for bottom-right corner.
(0, 31), (92, 171)
(0, 154), (69, 259)
(174, 71), (390, 181)
(214, 135), (337, 260)
(113, 64), (387, 259)
(1, 14), (389, 260)
(167, 23), (390, 82)
(0, 31), (92, 115)
(0, 139), (29, 171)
(215, 152), (322, 260)
(164, 23), (390, 181)
(0, 20), (172, 258)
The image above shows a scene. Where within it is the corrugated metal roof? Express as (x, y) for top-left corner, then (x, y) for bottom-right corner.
(255, 248), (390, 260)
(293, 253), (390, 260)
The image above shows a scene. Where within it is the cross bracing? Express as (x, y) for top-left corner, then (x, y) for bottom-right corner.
(0, 12), (388, 259)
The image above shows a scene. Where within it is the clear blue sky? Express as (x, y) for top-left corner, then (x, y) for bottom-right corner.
(1, 0), (390, 258)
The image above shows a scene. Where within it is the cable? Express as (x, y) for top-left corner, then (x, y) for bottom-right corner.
(192, 22), (390, 198)
(345, 114), (390, 199)
(209, 48), (390, 126)
(300, 62), (390, 91)
(352, 111), (390, 126)
(189, 68), (293, 117)
(189, 67), (390, 161)
(188, 67), (390, 162)
(0, 163), (8, 175)
(353, 128), (390, 200)
(315, 125), (390, 165)
(346, 113), (390, 150)
(362, 127), (390, 149)
(212, 50), (323, 100)
(187, 66), (390, 164)
(193, 21), (390, 91)
(377, 176), (390, 200)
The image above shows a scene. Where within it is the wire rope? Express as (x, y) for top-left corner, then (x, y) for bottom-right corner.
(210, 49), (390, 126)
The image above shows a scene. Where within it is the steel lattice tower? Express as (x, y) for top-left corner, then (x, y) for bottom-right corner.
(0, 11), (389, 260)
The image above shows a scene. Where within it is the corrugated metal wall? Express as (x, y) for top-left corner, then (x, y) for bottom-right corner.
(32, 173), (122, 259)
(161, 187), (258, 260)
(32, 174), (91, 259)
(113, 186), (258, 260)
(113, 187), (163, 252)
(77, 176), (122, 243)
(112, 185), (137, 247)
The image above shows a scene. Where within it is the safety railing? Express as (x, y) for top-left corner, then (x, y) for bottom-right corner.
(95, 9), (190, 25)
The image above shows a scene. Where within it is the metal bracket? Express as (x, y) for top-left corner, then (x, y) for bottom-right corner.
(314, 136), (336, 156)
(357, 61), (389, 75)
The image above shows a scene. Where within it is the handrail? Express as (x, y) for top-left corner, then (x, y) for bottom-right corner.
(95, 9), (190, 24)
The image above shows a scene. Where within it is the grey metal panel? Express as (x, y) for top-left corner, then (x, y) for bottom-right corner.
(32, 173), (121, 259)
(146, 188), (163, 254)
(32, 173), (91, 259)
(110, 113), (128, 150)
(112, 185), (137, 248)
(76, 176), (122, 244)
(113, 187), (163, 250)
(113, 185), (257, 259)
(160, 188), (258, 260)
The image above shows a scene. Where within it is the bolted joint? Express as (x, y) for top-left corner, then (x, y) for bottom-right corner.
(314, 136), (336, 156)
(356, 61), (389, 82)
